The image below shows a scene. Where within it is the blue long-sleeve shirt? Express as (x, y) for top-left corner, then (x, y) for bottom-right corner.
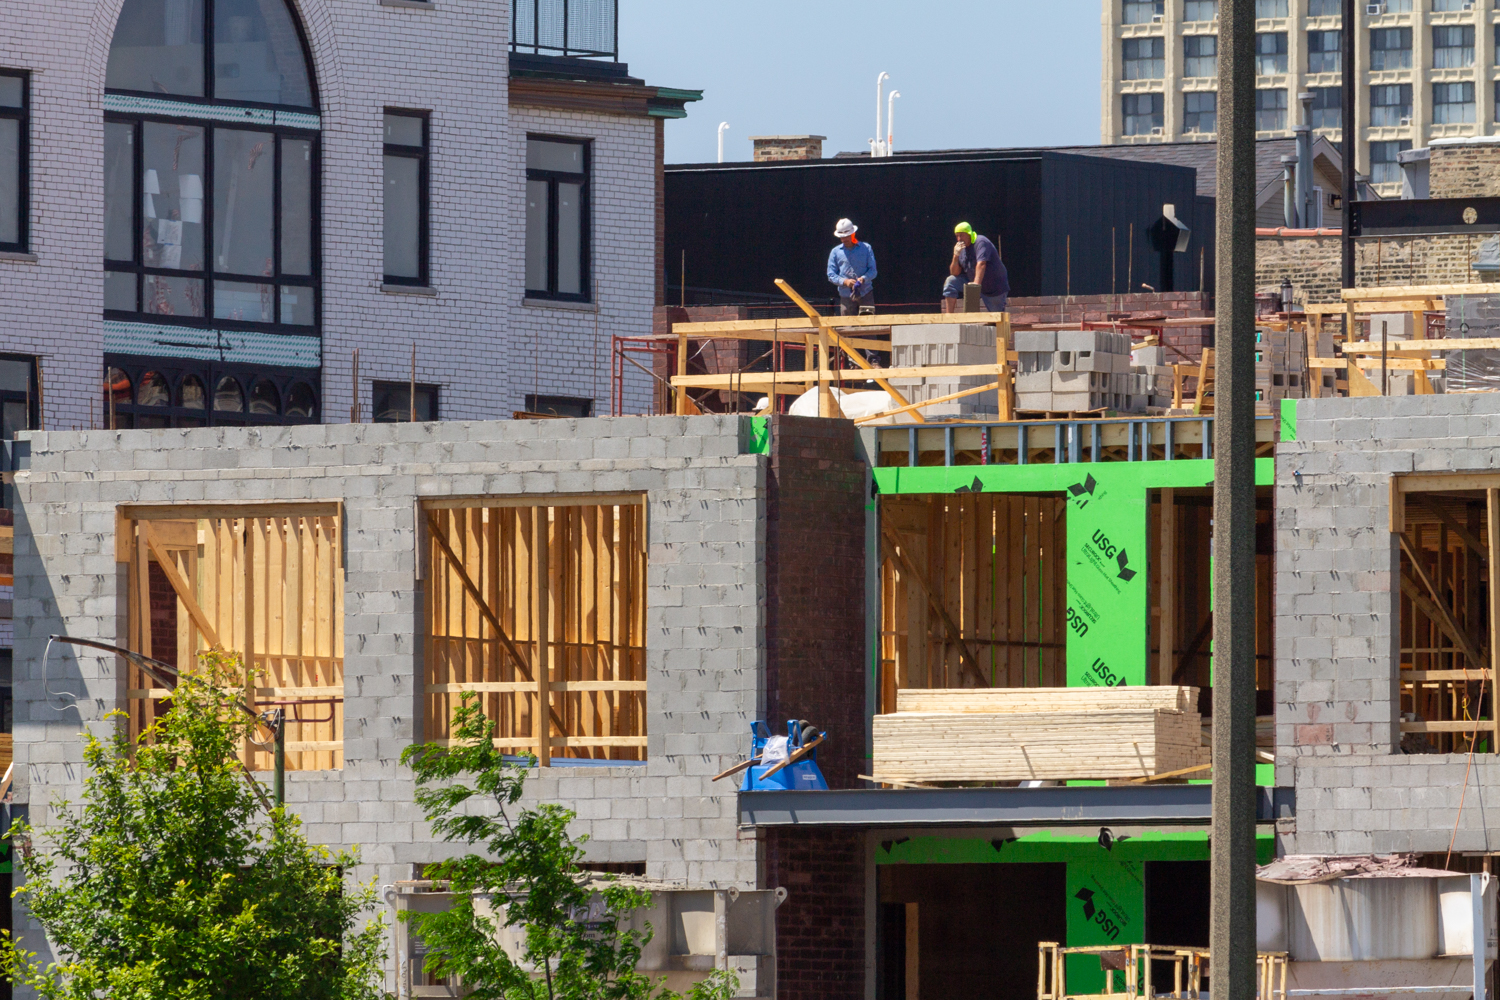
(827, 241), (877, 298)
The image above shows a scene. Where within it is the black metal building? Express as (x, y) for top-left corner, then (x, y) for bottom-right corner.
(665, 149), (1212, 308)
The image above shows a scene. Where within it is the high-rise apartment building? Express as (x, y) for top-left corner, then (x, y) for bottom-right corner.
(1102, 0), (1497, 195)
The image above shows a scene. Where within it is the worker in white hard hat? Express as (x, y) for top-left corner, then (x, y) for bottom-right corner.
(827, 218), (878, 316)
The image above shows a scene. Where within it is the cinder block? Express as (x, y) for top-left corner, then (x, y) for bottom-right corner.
(1014, 330), (1057, 352)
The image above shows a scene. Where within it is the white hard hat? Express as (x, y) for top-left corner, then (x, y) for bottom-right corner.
(834, 218), (858, 238)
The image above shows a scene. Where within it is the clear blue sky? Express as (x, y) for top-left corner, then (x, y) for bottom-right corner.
(619, 1), (1104, 164)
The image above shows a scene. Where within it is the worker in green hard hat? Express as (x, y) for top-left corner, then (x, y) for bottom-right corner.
(943, 222), (1009, 314)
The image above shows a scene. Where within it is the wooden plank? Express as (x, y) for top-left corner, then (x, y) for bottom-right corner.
(1399, 473), (1500, 493)
(426, 510), (538, 682)
(851, 381), (1002, 425)
(1489, 488), (1500, 753)
(895, 687), (1199, 713)
(670, 361), (1005, 389)
(1343, 282), (1496, 301)
(1401, 670), (1493, 681)
(421, 494), (646, 510)
(671, 312), (1009, 335)
(1397, 546), (1484, 671)
(1159, 489), (1176, 686)
(1343, 337), (1500, 353)
(1309, 357), (1446, 370)
(1400, 720), (1500, 734)
(534, 507), (552, 766)
(427, 681), (647, 694)
(141, 521), (220, 650)
(122, 502), (341, 521)
(883, 528), (985, 687)
(1305, 299), (1439, 314)
(1346, 358), (1380, 396)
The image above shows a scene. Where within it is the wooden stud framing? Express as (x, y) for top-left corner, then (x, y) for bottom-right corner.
(423, 499), (647, 762)
(122, 506), (345, 771)
(1159, 489), (1177, 686)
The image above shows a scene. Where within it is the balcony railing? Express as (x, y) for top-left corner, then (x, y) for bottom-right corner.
(512, 0), (618, 60)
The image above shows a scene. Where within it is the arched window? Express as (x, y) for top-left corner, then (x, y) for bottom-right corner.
(137, 371), (169, 406)
(213, 376), (245, 412)
(248, 378), (280, 415)
(103, 0), (320, 425)
(285, 381), (315, 420)
(179, 374), (206, 409)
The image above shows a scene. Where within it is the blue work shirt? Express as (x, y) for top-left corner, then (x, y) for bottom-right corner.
(827, 241), (878, 299)
(957, 235), (1008, 298)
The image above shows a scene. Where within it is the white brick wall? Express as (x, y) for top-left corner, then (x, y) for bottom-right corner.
(0, 0), (661, 428)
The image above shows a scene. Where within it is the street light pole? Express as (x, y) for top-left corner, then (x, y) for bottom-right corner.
(1212, 0), (1259, 998)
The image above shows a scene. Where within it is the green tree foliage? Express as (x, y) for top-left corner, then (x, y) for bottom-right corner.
(400, 696), (736, 1000)
(3, 649), (387, 1000)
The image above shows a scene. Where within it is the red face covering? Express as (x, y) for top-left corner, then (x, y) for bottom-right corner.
(849, 234), (859, 245)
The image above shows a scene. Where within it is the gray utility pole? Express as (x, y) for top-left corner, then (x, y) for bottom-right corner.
(1212, 0), (1259, 998)
(1341, 0), (1357, 287)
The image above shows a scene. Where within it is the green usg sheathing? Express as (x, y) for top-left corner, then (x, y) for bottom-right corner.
(1280, 398), (1297, 442)
(743, 416), (771, 455)
(879, 832), (1274, 993)
(872, 459), (1274, 686)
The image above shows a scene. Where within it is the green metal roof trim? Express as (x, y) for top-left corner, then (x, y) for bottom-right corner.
(871, 458), (1275, 690)
(647, 88), (703, 119)
(653, 87), (704, 101)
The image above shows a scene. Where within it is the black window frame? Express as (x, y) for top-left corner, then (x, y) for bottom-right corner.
(0, 69), (29, 254)
(372, 380), (439, 422)
(1370, 83), (1414, 127)
(1183, 35), (1217, 78)
(1122, 37), (1166, 80)
(382, 109), (430, 287)
(0, 352), (37, 441)
(1255, 32), (1289, 74)
(104, 0), (319, 113)
(1122, 92), (1165, 136)
(1255, 88), (1288, 131)
(525, 135), (592, 303)
(1369, 139), (1413, 185)
(1306, 0), (1340, 13)
(1432, 81), (1476, 124)
(1432, 25), (1475, 68)
(1307, 30), (1342, 73)
(101, 358), (318, 429)
(1309, 86), (1342, 130)
(1370, 28), (1413, 71)
(524, 393), (593, 418)
(101, 113), (322, 333)
(1182, 91), (1218, 134)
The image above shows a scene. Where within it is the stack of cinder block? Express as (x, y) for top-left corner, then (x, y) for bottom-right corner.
(1130, 344), (1176, 410)
(889, 323), (1000, 419)
(1254, 326), (1308, 406)
(1012, 330), (1135, 413)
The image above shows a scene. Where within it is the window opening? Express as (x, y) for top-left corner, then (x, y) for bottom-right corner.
(1123, 37), (1166, 80)
(1123, 0), (1165, 24)
(373, 381), (438, 422)
(525, 136), (591, 301)
(423, 499), (647, 765)
(1310, 87), (1342, 130)
(0, 70), (28, 253)
(0, 356), (36, 442)
(1183, 92), (1217, 134)
(1307, 30), (1342, 74)
(1371, 85), (1414, 128)
(1433, 25), (1475, 69)
(1371, 28), (1413, 71)
(1433, 81), (1476, 125)
(1370, 140), (1413, 184)
(383, 111), (429, 286)
(1255, 0), (1288, 16)
(1184, 0), (1217, 22)
(1255, 32), (1288, 75)
(1255, 89), (1288, 131)
(1184, 35), (1217, 78)
(120, 504), (344, 771)
(524, 394), (593, 418)
(1123, 93), (1165, 136)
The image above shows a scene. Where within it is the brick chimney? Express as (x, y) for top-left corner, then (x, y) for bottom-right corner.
(749, 135), (826, 162)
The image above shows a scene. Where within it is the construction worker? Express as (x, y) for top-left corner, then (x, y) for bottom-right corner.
(827, 218), (877, 315)
(942, 222), (1009, 313)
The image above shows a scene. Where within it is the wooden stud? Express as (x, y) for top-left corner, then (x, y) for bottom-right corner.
(1159, 489), (1177, 686)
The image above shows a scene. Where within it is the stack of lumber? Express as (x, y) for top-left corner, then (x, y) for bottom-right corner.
(872, 686), (1205, 784)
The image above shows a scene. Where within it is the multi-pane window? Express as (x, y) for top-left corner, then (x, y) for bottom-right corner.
(1371, 28), (1413, 71)
(1308, 30), (1342, 73)
(102, 363), (317, 429)
(1310, 87), (1342, 129)
(1495, 80), (1500, 121)
(1433, 82), (1476, 124)
(1433, 26), (1475, 69)
(1184, 0), (1217, 20)
(1123, 37), (1166, 79)
(0, 355), (35, 441)
(1256, 88), (1288, 131)
(1123, 93), (1165, 135)
(372, 381), (439, 422)
(1370, 84), (1414, 126)
(1184, 36), (1217, 77)
(525, 137), (590, 301)
(1256, 0), (1288, 16)
(1370, 140), (1412, 184)
(1256, 32), (1289, 74)
(383, 111), (429, 286)
(1307, 0), (1341, 13)
(1385, 0), (1414, 10)
(0, 71), (26, 253)
(1432, 0), (1469, 10)
(1123, 0), (1166, 24)
(1183, 91), (1218, 133)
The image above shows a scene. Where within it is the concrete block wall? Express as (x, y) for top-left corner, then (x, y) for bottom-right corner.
(1276, 393), (1500, 854)
(10, 415), (768, 984)
(1257, 233), (1500, 308)
(0, 0), (663, 429)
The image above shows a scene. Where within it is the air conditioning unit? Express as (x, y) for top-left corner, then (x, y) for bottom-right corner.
(1151, 126), (1165, 136)
(1152, 12), (1165, 21)
(1365, 2), (1385, 13)
(1400, 115), (1413, 125)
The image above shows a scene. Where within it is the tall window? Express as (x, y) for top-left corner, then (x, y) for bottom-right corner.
(1495, 80), (1500, 122)
(1123, 93), (1165, 135)
(1307, 0), (1341, 13)
(525, 136), (590, 301)
(1432, 0), (1468, 9)
(383, 111), (429, 286)
(1370, 84), (1413, 126)
(0, 355), (36, 441)
(1310, 87), (1342, 129)
(1183, 91), (1218, 133)
(1123, 0), (1165, 24)
(1370, 28), (1413, 71)
(372, 381), (438, 422)
(1433, 82), (1476, 124)
(1184, 0), (1217, 19)
(1184, 35), (1217, 77)
(1370, 140), (1412, 184)
(103, 0), (321, 426)
(1256, 32), (1288, 74)
(1308, 30), (1342, 73)
(1385, 0), (1414, 10)
(1123, 37), (1166, 79)
(0, 71), (26, 253)
(1255, 89), (1288, 131)
(1255, 0), (1288, 16)
(1433, 26), (1475, 69)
